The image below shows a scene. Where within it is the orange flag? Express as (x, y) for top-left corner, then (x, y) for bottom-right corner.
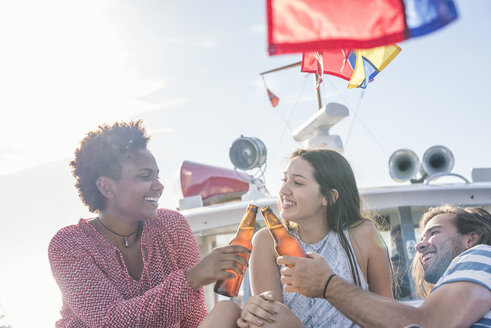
(266, 88), (280, 108)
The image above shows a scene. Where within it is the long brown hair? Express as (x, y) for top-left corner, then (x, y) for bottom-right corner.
(412, 204), (491, 297)
(284, 148), (374, 286)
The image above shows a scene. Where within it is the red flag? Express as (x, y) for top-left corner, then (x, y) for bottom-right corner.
(302, 49), (353, 81)
(268, 0), (405, 55)
(266, 88), (280, 107)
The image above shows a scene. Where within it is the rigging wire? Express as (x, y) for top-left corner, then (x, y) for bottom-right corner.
(344, 89), (365, 148)
(263, 67), (390, 165)
(262, 76), (292, 131)
(269, 74), (310, 163)
(324, 78), (388, 156)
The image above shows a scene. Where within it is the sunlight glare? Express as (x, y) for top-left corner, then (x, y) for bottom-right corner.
(0, 0), (161, 176)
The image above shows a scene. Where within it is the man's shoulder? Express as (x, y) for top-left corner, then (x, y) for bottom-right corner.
(452, 244), (491, 270)
(433, 244), (491, 292)
(466, 244), (491, 256)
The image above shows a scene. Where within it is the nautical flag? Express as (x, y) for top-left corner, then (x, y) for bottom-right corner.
(266, 88), (280, 107)
(302, 49), (353, 81)
(348, 44), (402, 89)
(267, 0), (458, 55)
(301, 45), (401, 89)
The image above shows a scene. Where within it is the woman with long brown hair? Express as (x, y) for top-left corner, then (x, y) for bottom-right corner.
(238, 148), (393, 327)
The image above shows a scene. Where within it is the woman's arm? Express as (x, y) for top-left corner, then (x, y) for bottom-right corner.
(238, 228), (301, 327)
(249, 227), (283, 300)
(158, 211), (250, 327)
(350, 220), (393, 298)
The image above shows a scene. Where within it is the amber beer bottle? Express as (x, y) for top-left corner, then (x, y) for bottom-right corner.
(261, 206), (306, 263)
(214, 204), (258, 297)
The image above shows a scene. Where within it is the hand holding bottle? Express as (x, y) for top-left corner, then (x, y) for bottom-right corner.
(261, 206), (306, 263)
(215, 204), (258, 297)
(186, 244), (250, 291)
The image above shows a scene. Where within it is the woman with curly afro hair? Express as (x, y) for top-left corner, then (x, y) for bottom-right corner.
(48, 120), (246, 327)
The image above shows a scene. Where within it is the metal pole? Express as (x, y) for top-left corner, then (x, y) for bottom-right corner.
(259, 61), (302, 75)
(397, 206), (418, 299)
(260, 60), (323, 110)
(314, 73), (323, 110)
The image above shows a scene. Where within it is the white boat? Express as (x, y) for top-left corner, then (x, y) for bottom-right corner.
(176, 69), (491, 310)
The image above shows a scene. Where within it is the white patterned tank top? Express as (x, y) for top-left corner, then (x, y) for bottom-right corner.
(281, 229), (368, 328)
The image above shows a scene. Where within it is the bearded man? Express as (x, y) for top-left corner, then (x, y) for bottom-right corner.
(277, 205), (491, 328)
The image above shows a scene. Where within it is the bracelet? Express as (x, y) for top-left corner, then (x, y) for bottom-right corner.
(322, 273), (337, 299)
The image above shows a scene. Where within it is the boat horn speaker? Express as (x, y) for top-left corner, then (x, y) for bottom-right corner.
(421, 145), (454, 177)
(388, 149), (421, 182)
(229, 136), (267, 171)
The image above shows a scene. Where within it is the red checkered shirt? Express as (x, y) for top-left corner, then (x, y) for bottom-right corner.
(49, 209), (207, 327)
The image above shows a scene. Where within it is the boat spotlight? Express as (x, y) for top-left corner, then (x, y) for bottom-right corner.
(229, 136), (268, 201)
(229, 136), (267, 171)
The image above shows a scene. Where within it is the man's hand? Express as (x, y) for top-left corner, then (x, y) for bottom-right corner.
(277, 252), (333, 298)
(186, 245), (250, 290)
(237, 291), (278, 328)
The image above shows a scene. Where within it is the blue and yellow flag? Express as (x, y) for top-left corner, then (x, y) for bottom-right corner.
(348, 44), (402, 89)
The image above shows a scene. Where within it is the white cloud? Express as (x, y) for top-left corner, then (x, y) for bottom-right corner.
(137, 81), (189, 109)
(162, 98), (189, 108)
(148, 127), (175, 135)
(160, 36), (218, 49)
(0, 147), (23, 160)
(250, 78), (265, 89)
(251, 24), (266, 35)
(199, 37), (217, 49)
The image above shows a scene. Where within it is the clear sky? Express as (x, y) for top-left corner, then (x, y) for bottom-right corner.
(0, 0), (490, 326)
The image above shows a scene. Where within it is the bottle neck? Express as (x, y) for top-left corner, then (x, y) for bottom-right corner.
(239, 206), (258, 230)
(239, 221), (255, 230)
(234, 207), (257, 241)
(235, 228), (254, 240)
(266, 222), (283, 229)
(263, 213), (283, 230)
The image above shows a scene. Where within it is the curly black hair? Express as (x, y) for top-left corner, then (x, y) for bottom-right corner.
(70, 120), (150, 212)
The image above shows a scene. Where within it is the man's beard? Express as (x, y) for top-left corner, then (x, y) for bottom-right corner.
(424, 235), (466, 284)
